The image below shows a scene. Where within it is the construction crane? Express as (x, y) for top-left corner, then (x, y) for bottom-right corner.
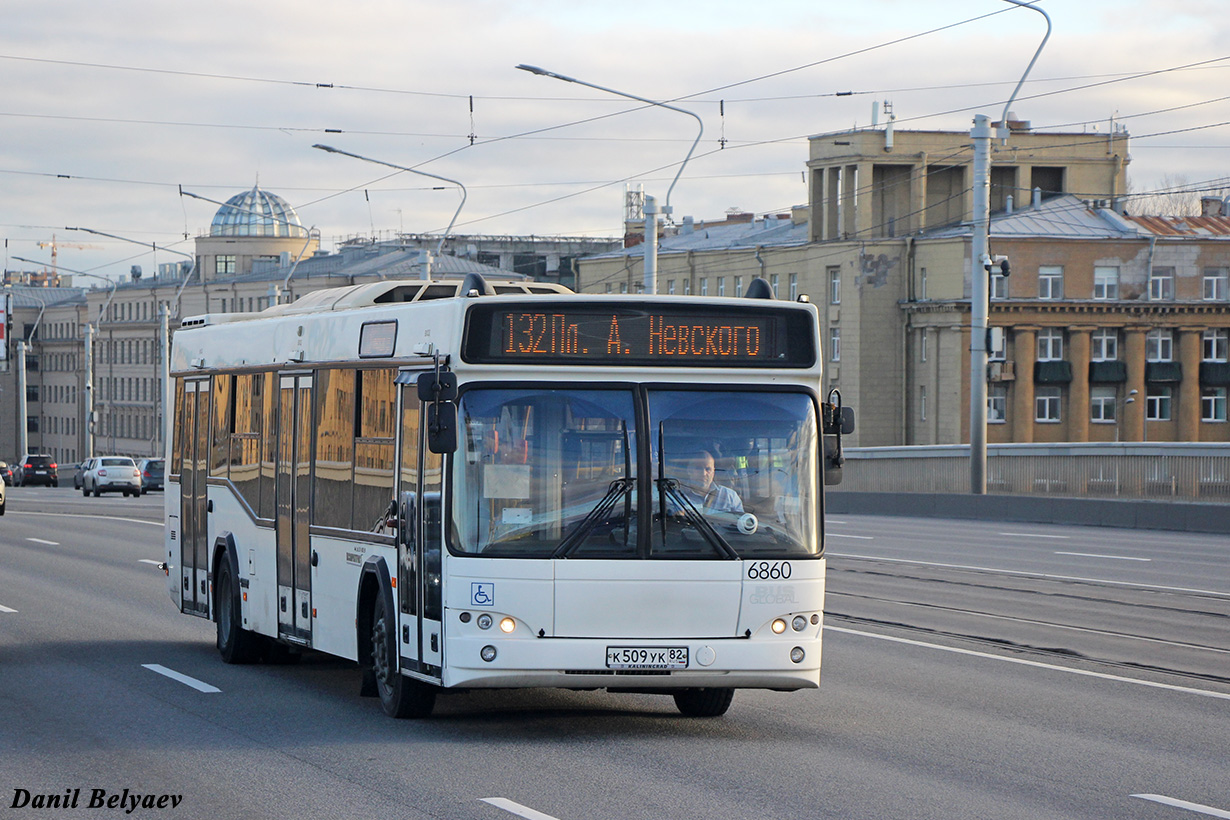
(37, 234), (103, 271)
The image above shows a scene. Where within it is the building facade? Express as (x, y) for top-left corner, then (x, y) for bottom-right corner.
(576, 122), (1230, 447)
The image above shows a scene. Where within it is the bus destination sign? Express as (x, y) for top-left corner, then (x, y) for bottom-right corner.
(463, 303), (816, 367)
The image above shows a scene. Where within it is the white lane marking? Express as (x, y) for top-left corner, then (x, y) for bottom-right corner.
(827, 626), (1230, 701)
(1000, 532), (1070, 539)
(0, 604), (16, 613)
(26, 537), (59, 545)
(826, 519), (848, 524)
(827, 533), (874, 540)
(9, 511), (163, 527)
(826, 553), (1230, 599)
(142, 664), (221, 693)
(481, 798), (561, 820)
(1055, 552), (1151, 562)
(1132, 794), (1230, 818)
(138, 559), (162, 566)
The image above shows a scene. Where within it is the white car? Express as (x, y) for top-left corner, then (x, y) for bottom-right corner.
(82, 456), (142, 498)
(0, 475), (6, 514)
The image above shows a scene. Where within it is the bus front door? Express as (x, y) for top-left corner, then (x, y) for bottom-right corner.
(276, 374), (314, 644)
(178, 378), (210, 618)
(397, 385), (444, 679)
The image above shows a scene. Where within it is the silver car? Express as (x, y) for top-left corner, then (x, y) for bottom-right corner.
(82, 456), (142, 498)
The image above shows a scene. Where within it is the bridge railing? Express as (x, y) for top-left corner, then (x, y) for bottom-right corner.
(832, 442), (1230, 501)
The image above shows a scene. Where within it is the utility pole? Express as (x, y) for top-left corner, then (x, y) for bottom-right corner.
(969, 114), (992, 495)
(158, 304), (169, 457)
(643, 195), (660, 295)
(16, 341), (28, 458)
(84, 324), (94, 459)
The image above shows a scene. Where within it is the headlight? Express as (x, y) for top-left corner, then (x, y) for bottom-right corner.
(499, 617), (516, 633)
(772, 619), (787, 634)
(476, 614), (493, 630)
(792, 615), (808, 632)
(790, 647), (806, 664)
(480, 645), (497, 662)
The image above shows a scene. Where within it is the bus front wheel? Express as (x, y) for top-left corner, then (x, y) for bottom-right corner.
(673, 688), (734, 717)
(370, 606), (436, 719)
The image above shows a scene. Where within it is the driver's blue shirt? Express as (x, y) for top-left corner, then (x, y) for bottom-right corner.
(683, 483), (744, 514)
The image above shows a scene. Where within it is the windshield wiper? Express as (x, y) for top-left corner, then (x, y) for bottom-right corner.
(656, 478), (740, 560)
(552, 477), (635, 558)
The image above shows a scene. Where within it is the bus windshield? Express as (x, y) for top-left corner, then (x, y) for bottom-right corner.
(453, 387), (818, 559)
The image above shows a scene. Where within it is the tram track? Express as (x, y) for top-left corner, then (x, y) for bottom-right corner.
(824, 556), (1230, 689)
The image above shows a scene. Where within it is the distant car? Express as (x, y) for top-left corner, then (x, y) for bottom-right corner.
(82, 456), (142, 497)
(136, 458), (165, 493)
(0, 461), (12, 486)
(73, 459), (94, 490)
(15, 454), (58, 487)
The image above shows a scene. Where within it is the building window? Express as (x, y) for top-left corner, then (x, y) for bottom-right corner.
(919, 267), (927, 300)
(829, 327), (841, 362)
(1149, 267), (1175, 300)
(1038, 266), (1064, 299)
(919, 329), (927, 362)
(1204, 268), (1229, 301)
(1146, 386), (1172, 421)
(789, 273), (798, 301)
(988, 385), (1007, 423)
(1037, 327), (1063, 361)
(1090, 387), (1117, 423)
(919, 385), (927, 421)
(1146, 329), (1173, 362)
(1203, 387), (1228, 422)
(734, 277), (743, 297)
(700, 278), (708, 296)
(828, 267), (841, 305)
(216, 255), (236, 277)
(1091, 328), (1118, 361)
(1203, 329), (1229, 362)
(666, 280), (675, 295)
(990, 269), (1009, 300)
(770, 274), (779, 297)
(1093, 266), (1120, 300)
(718, 278), (726, 297)
(1035, 387), (1061, 422)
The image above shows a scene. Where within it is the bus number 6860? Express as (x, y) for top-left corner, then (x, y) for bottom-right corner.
(747, 561), (791, 580)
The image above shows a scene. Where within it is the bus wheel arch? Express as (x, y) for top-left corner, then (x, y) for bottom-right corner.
(357, 557), (436, 719)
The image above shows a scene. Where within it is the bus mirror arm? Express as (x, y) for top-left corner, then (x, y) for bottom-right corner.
(822, 389), (854, 486)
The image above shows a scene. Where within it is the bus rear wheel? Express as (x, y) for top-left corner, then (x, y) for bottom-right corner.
(371, 606), (436, 719)
(216, 559), (261, 664)
(673, 688), (734, 717)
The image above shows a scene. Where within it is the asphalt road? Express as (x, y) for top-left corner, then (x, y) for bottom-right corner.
(1, 487), (1227, 820)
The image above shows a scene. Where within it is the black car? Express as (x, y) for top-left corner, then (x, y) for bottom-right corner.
(137, 458), (165, 493)
(15, 454), (58, 487)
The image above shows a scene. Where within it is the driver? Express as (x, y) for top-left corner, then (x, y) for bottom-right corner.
(679, 448), (744, 514)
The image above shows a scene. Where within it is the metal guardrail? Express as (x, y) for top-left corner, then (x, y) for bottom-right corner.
(833, 442), (1230, 501)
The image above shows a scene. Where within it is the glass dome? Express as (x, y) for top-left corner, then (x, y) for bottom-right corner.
(210, 186), (309, 238)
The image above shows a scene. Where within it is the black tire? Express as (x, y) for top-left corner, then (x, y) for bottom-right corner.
(93, 487), (101, 498)
(371, 602), (436, 718)
(673, 688), (734, 717)
(216, 558), (261, 664)
(0, 500), (6, 516)
(82, 487), (89, 497)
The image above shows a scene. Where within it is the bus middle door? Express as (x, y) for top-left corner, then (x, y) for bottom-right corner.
(276, 373), (314, 644)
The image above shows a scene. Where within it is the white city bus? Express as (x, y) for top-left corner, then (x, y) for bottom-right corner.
(163, 274), (852, 718)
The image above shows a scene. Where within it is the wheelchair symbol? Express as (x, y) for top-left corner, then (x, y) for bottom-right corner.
(471, 582), (494, 607)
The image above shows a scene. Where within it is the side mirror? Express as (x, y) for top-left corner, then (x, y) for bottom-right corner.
(426, 402), (458, 454)
(417, 371), (457, 403)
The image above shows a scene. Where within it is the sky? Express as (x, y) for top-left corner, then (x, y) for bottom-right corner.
(3, 0), (1229, 281)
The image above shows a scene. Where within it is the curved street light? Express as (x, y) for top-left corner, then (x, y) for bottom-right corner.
(516, 64), (704, 295)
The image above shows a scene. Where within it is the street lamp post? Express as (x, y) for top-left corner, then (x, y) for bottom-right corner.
(515, 64), (703, 295)
(968, 0), (1051, 494)
(312, 145), (467, 280)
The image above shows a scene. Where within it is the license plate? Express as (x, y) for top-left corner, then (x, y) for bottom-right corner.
(605, 646), (688, 670)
